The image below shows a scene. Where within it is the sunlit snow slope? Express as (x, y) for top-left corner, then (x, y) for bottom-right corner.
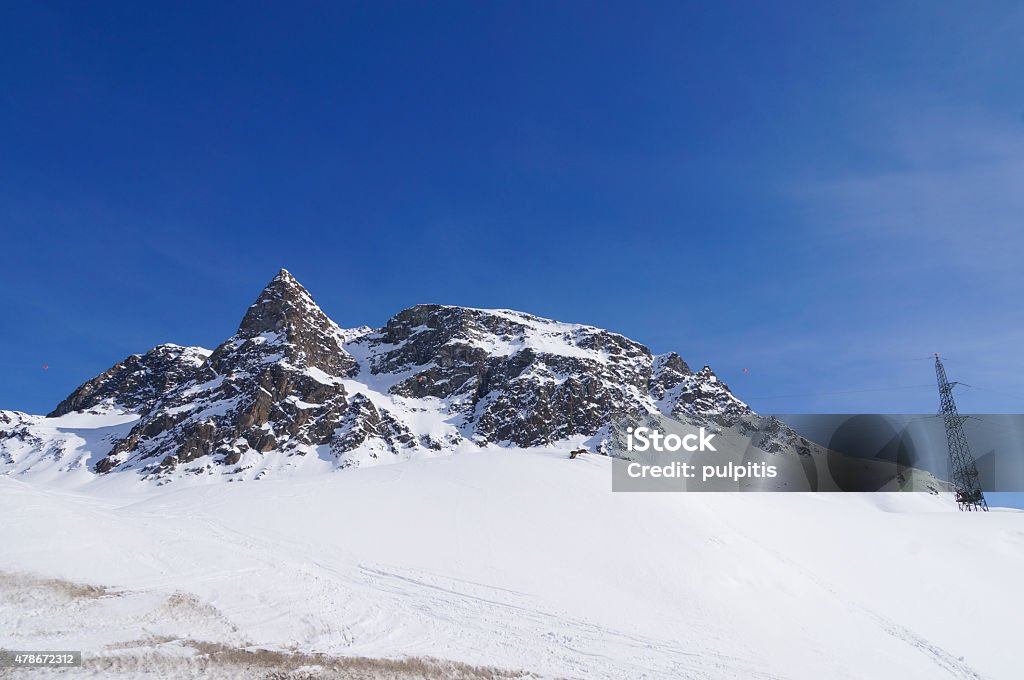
(1, 449), (1020, 680)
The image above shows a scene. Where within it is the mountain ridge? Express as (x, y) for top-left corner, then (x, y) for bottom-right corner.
(1, 269), (758, 482)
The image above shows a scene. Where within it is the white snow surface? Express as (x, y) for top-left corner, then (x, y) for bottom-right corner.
(1, 449), (1021, 680)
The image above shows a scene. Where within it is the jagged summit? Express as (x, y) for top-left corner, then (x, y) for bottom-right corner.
(237, 269), (321, 337)
(217, 270), (359, 377)
(3, 270), (754, 481)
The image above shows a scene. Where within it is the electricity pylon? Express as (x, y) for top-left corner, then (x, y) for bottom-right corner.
(934, 354), (988, 511)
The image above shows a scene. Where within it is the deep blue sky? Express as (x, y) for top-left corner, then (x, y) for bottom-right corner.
(2, 1), (1023, 421)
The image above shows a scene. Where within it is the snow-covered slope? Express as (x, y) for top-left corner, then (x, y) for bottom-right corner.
(1, 451), (1020, 679)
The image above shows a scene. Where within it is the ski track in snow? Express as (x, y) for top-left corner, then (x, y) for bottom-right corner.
(352, 565), (785, 680)
(864, 613), (986, 680)
(717, 513), (990, 680)
(168, 516), (774, 678)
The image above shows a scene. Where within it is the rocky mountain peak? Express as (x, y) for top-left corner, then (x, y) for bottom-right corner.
(219, 270), (358, 378)
(668, 364), (750, 421)
(237, 269), (323, 337)
(696, 365), (719, 380)
(654, 352), (691, 376)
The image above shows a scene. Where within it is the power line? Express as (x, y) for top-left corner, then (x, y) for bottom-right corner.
(960, 384), (1024, 402)
(746, 384), (934, 401)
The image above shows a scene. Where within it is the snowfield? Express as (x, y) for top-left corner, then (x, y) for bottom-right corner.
(1, 449), (1021, 680)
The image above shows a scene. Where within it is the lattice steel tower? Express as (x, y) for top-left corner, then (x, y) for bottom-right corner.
(934, 354), (988, 511)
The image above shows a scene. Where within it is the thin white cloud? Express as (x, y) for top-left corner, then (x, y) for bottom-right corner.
(796, 106), (1024, 282)
(763, 104), (1024, 411)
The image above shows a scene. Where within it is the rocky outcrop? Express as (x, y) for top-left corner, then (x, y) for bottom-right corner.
(48, 344), (209, 417)
(358, 304), (697, 447)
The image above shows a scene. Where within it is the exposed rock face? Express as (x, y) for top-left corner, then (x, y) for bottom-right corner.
(362, 304), (671, 447)
(91, 270), (385, 476)
(665, 366), (751, 422)
(649, 352), (691, 399)
(330, 394), (417, 462)
(1, 270), (753, 481)
(48, 344), (209, 417)
(0, 411), (35, 466)
(227, 269), (360, 377)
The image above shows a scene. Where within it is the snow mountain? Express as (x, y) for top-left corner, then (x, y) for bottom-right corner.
(2, 272), (1014, 680)
(1, 269), (795, 482)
